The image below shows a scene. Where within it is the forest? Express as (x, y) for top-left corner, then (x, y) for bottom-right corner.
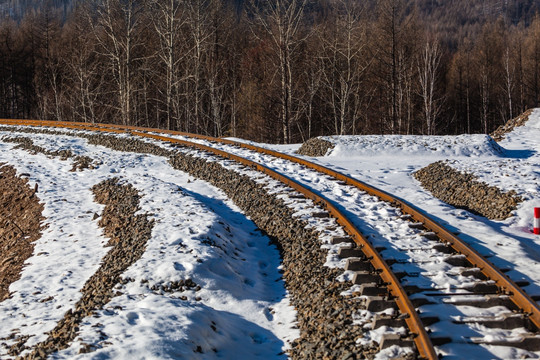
(1, 0), (540, 143)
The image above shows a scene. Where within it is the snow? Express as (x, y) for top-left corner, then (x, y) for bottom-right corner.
(323, 134), (505, 157)
(1, 108), (540, 359)
(0, 131), (298, 359)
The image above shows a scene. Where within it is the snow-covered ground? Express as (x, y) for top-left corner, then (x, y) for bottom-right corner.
(271, 111), (540, 359)
(0, 132), (298, 359)
(1, 109), (540, 359)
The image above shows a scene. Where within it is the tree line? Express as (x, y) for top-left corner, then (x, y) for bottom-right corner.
(1, 0), (540, 143)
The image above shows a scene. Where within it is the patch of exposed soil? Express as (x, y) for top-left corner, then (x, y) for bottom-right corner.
(414, 161), (521, 220)
(296, 138), (335, 157)
(20, 178), (154, 359)
(491, 109), (534, 142)
(0, 164), (44, 302)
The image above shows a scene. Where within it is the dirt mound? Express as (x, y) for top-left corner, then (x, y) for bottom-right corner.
(296, 137), (335, 157)
(491, 109), (534, 142)
(0, 164), (44, 303)
(414, 161), (521, 220)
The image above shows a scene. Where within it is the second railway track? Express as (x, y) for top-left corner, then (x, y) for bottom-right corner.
(2, 120), (540, 359)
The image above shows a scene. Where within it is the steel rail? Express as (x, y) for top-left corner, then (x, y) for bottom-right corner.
(0, 119), (437, 359)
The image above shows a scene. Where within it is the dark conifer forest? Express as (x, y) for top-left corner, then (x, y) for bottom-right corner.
(1, 0), (540, 143)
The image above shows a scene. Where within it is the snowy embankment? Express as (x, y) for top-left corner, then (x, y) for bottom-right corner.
(322, 134), (505, 158)
(0, 131), (297, 359)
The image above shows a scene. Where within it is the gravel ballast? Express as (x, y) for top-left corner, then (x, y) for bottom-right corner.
(1, 136), (96, 171)
(168, 153), (369, 359)
(0, 164), (44, 302)
(491, 109), (534, 142)
(296, 138), (335, 157)
(414, 161), (522, 220)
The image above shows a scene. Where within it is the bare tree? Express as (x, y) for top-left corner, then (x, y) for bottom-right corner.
(248, 0), (308, 143)
(525, 15), (540, 108)
(319, 0), (369, 135)
(205, 0), (234, 137)
(62, 5), (106, 123)
(181, 0), (214, 134)
(474, 20), (505, 134)
(91, 0), (145, 125)
(374, 0), (414, 134)
(299, 55), (322, 140)
(26, 6), (64, 121)
(502, 46), (514, 121)
(417, 37), (443, 135)
(147, 0), (187, 130)
(0, 19), (30, 118)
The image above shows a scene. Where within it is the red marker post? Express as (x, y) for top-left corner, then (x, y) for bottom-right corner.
(535, 207), (540, 235)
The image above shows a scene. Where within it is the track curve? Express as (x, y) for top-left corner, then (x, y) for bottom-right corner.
(2, 119), (540, 358)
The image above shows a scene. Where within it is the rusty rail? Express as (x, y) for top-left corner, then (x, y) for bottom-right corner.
(3, 119), (540, 356)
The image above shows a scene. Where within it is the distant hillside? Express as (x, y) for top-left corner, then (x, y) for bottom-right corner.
(415, 0), (540, 25)
(243, 0), (540, 46)
(412, 0), (540, 47)
(0, 0), (74, 21)
(2, 0), (540, 32)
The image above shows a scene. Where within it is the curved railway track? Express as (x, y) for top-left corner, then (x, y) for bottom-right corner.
(1, 119), (540, 359)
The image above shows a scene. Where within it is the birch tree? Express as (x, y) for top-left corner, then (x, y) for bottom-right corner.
(62, 6), (105, 123)
(92, 0), (145, 125)
(182, 0), (214, 134)
(147, 0), (186, 130)
(417, 37), (443, 135)
(502, 47), (514, 121)
(319, 0), (369, 135)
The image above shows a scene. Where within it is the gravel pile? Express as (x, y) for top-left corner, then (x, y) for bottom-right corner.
(1, 136), (97, 171)
(491, 109), (534, 142)
(0, 164), (44, 302)
(2, 128), (377, 359)
(296, 138), (335, 157)
(20, 178), (154, 359)
(414, 161), (521, 220)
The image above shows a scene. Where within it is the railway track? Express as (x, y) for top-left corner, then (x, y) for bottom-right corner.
(1, 119), (540, 359)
